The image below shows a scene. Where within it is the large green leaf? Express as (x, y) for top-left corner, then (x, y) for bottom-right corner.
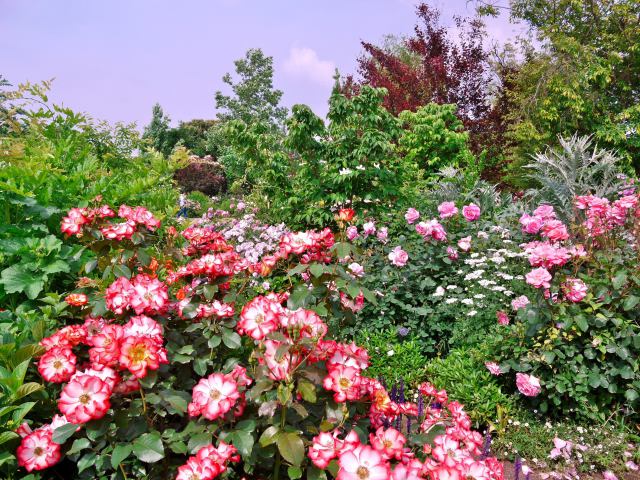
(111, 443), (133, 468)
(276, 432), (304, 467)
(133, 432), (165, 463)
(0, 265), (44, 299)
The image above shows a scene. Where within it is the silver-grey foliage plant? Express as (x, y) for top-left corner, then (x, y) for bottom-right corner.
(525, 134), (624, 221)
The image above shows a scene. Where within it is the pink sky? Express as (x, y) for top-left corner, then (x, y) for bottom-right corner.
(1, 0), (520, 127)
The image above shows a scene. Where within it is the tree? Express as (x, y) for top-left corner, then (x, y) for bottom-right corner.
(214, 48), (288, 130)
(350, 4), (501, 158)
(142, 103), (171, 154)
(503, 0), (640, 175)
(209, 48), (289, 188)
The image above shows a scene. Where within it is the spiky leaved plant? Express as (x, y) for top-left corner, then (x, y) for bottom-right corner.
(524, 135), (625, 222)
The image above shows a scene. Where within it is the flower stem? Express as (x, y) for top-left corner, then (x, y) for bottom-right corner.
(273, 404), (288, 480)
(139, 385), (147, 414)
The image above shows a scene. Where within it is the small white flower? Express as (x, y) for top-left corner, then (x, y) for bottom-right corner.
(433, 286), (446, 297)
(387, 350), (394, 356)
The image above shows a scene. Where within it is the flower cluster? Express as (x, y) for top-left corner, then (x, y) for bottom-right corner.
(61, 204), (160, 239)
(21, 296), (168, 470)
(175, 442), (240, 480)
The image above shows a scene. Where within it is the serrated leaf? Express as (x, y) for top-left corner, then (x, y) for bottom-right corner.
(67, 438), (91, 454)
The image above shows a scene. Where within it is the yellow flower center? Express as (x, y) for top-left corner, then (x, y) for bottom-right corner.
(339, 378), (351, 389)
(357, 466), (369, 479)
(209, 389), (221, 400)
(130, 344), (148, 363)
(53, 360), (62, 370)
(33, 447), (44, 456)
(79, 393), (91, 404)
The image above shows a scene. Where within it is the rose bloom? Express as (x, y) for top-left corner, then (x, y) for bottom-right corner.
(376, 227), (388, 243)
(496, 311), (509, 326)
(337, 444), (389, 480)
(457, 236), (472, 252)
(515, 372), (541, 397)
(485, 362), (502, 375)
(363, 221), (376, 236)
(519, 213), (544, 234)
(346, 226), (359, 241)
(119, 336), (168, 379)
(16, 430), (61, 472)
(237, 296), (281, 340)
(405, 208), (420, 224)
(323, 365), (362, 402)
(525, 267), (552, 289)
(542, 219), (570, 242)
(563, 277), (588, 302)
(65, 293), (88, 307)
(188, 373), (240, 421)
(58, 374), (111, 424)
(438, 202), (458, 219)
(369, 427), (406, 460)
(309, 431), (341, 469)
(337, 208), (356, 222)
(388, 246), (408, 267)
(533, 204), (556, 220)
(38, 347), (76, 383)
(447, 246), (458, 260)
(511, 295), (530, 311)
(462, 203), (481, 221)
(348, 262), (365, 278)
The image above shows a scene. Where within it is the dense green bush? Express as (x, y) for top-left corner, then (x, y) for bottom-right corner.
(425, 349), (515, 428)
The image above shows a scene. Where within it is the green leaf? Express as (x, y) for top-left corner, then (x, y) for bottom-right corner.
(288, 466), (303, 479)
(259, 426), (280, 447)
(623, 295), (640, 311)
(221, 328), (242, 349)
(575, 316), (589, 332)
(111, 443), (133, 468)
(187, 433), (212, 454)
(52, 423), (78, 444)
(307, 465), (328, 480)
(297, 379), (316, 403)
(309, 264), (323, 278)
(0, 265), (44, 299)
(0, 431), (19, 445)
(276, 432), (304, 466)
(133, 432), (165, 463)
(612, 271), (628, 290)
(77, 452), (97, 473)
(41, 260), (70, 275)
(229, 429), (254, 458)
(67, 438), (91, 455)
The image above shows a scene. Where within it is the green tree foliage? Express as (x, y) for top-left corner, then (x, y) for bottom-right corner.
(504, 0), (640, 177)
(208, 48), (289, 189)
(142, 103), (172, 155)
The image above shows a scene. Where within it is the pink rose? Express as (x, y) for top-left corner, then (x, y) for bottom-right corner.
(541, 219), (569, 242)
(496, 311), (509, 325)
(563, 278), (587, 302)
(519, 213), (544, 234)
(346, 226), (359, 241)
(388, 246), (409, 267)
(462, 203), (481, 221)
(405, 208), (420, 224)
(363, 221), (376, 236)
(376, 227), (388, 243)
(446, 246), (458, 260)
(511, 295), (530, 311)
(516, 372), (541, 397)
(533, 204), (556, 220)
(348, 262), (364, 278)
(525, 267), (552, 289)
(457, 236), (471, 252)
(485, 362), (502, 375)
(437, 202), (458, 219)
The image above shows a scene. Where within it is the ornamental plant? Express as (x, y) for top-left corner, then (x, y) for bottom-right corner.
(491, 193), (640, 417)
(9, 203), (504, 480)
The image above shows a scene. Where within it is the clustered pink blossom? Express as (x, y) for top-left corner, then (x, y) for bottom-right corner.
(515, 372), (542, 397)
(388, 246), (409, 267)
(61, 204), (160, 239)
(175, 441), (240, 480)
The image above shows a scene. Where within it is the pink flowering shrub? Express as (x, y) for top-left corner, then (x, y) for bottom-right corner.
(493, 194), (640, 416)
(12, 204), (503, 479)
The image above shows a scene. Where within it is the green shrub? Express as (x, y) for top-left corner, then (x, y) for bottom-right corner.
(356, 329), (428, 388)
(425, 348), (515, 428)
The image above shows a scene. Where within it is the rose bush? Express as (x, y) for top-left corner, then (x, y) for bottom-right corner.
(8, 203), (504, 480)
(490, 195), (640, 417)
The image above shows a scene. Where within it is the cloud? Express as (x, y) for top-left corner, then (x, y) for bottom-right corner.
(283, 47), (335, 87)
